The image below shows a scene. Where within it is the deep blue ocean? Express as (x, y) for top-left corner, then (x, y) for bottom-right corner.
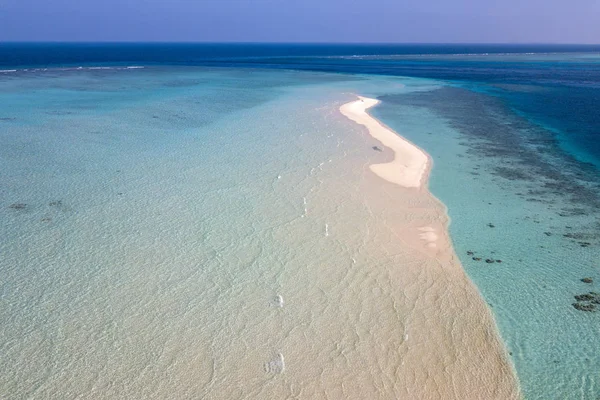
(2, 44), (600, 399)
(2, 43), (600, 167)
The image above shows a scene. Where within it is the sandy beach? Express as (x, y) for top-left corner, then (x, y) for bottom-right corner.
(336, 96), (522, 398)
(340, 96), (429, 189)
(0, 77), (523, 399)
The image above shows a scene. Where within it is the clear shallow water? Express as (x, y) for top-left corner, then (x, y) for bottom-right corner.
(374, 91), (600, 399)
(5, 67), (468, 398)
(1, 67), (348, 397)
(1, 45), (600, 399)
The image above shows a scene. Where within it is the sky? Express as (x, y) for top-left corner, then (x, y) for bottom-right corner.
(0, 0), (599, 43)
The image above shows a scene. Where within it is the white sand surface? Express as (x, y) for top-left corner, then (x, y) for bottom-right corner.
(340, 96), (429, 188)
(332, 96), (522, 399)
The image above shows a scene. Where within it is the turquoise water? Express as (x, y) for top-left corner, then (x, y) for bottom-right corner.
(374, 86), (600, 399)
(1, 67), (357, 397)
(1, 58), (599, 398)
(4, 67), (445, 398)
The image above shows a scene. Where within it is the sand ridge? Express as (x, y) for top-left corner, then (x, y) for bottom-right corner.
(338, 95), (522, 399)
(340, 96), (429, 189)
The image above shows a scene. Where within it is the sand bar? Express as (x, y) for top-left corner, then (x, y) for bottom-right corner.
(340, 96), (429, 188)
(337, 96), (522, 399)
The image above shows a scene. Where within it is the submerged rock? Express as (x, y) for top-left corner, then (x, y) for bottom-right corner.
(573, 303), (596, 312)
(573, 292), (600, 312)
(575, 293), (595, 302)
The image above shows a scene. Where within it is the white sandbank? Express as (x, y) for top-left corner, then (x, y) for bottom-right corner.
(338, 96), (521, 399)
(340, 96), (429, 189)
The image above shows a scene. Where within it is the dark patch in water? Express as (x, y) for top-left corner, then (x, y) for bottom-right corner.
(573, 303), (595, 312)
(573, 292), (600, 312)
(491, 166), (531, 181)
(563, 232), (596, 241)
(528, 189), (548, 196)
(48, 200), (70, 212)
(558, 208), (588, 217)
(379, 86), (600, 248)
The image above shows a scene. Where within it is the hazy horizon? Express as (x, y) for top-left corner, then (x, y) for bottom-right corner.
(1, 41), (600, 45)
(1, 0), (599, 44)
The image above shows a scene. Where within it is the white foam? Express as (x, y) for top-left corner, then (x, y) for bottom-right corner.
(274, 295), (284, 308)
(265, 353), (285, 374)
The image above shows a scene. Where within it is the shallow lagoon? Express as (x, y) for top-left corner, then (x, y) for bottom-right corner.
(1, 62), (599, 398)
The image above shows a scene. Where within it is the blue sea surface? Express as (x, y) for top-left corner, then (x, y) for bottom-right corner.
(1, 44), (600, 399)
(2, 43), (600, 166)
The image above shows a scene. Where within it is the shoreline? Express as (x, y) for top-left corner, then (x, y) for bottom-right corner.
(340, 96), (430, 189)
(340, 95), (522, 398)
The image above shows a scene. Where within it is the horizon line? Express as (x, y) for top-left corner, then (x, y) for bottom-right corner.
(1, 41), (600, 46)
